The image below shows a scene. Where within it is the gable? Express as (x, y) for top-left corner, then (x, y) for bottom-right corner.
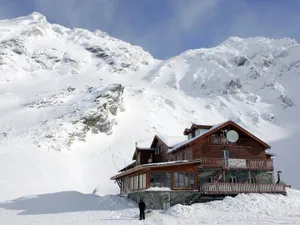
(169, 120), (270, 153)
(207, 121), (271, 149)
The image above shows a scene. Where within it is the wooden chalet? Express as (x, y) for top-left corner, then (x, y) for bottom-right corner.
(111, 120), (286, 204)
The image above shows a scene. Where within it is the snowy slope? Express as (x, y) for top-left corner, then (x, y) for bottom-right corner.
(0, 12), (300, 202)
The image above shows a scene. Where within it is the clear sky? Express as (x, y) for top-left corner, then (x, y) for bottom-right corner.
(0, 0), (300, 59)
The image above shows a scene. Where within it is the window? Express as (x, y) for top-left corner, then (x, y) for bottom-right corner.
(230, 176), (237, 183)
(222, 150), (229, 159)
(174, 172), (179, 187)
(160, 145), (163, 153)
(182, 152), (187, 160)
(208, 177), (213, 183)
(251, 177), (256, 184)
(161, 173), (165, 187)
(173, 172), (195, 189)
(175, 155), (178, 161)
(143, 174), (146, 188)
(166, 172), (171, 187)
(134, 175), (138, 190)
(139, 174), (143, 189)
(155, 173), (161, 187)
(188, 133), (192, 140)
(185, 172), (189, 187)
(179, 172), (184, 187)
(195, 129), (201, 136)
(130, 177), (133, 190)
(155, 147), (159, 155)
(150, 173), (154, 187)
(190, 172), (195, 188)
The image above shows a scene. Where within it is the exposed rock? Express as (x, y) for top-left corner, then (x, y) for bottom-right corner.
(223, 79), (243, 95)
(278, 94), (294, 109)
(234, 56), (250, 67)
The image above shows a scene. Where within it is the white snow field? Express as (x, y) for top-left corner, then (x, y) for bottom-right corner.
(1, 12), (300, 224)
(0, 189), (300, 224)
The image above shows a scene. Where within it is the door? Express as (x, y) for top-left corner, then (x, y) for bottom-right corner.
(222, 150), (229, 168)
(162, 193), (170, 210)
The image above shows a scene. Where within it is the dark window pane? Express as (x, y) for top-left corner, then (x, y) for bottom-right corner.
(174, 172), (178, 187)
(150, 173), (154, 187)
(179, 172), (184, 187)
(161, 173), (165, 187)
(190, 172), (195, 188)
(166, 172), (171, 187)
(155, 173), (161, 187)
(185, 172), (189, 187)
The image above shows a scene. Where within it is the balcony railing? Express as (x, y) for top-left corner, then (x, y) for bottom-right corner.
(200, 158), (273, 170)
(199, 183), (286, 195)
(210, 136), (249, 146)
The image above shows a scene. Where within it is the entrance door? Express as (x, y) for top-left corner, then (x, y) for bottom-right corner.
(222, 150), (229, 168)
(162, 193), (170, 210)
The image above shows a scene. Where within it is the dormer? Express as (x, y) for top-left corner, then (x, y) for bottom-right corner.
(183, 124), (212, 140)
(132, 147), (154, 166)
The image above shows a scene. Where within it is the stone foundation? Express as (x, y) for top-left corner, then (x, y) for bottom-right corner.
(127, 190), (198, 210)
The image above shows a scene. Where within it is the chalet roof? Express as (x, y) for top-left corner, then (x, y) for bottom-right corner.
(118, 161), (136, 172)
(150, 135), (186, 148)
(111, 159), (201, 180)
(183, 124), (212, 135)
(156, 135), (187, 147)
(168, 120), (271, 153)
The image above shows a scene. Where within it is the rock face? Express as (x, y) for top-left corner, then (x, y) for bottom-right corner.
(29, 84), (125, 151)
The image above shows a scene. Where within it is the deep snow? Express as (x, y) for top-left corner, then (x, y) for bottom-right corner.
(0, 188), (300, 224)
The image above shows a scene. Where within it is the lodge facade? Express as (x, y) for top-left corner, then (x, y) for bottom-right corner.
(110, 120), (286, 208)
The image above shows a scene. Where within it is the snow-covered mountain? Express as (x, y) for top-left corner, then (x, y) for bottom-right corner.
(0, 12), (299, 201)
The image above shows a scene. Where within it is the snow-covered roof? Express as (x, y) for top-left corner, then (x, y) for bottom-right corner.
(111, 159), (201, 179)
(156, 135), (187, 147)
(168, 122), (226, 153)
(136, 147), (154, 151)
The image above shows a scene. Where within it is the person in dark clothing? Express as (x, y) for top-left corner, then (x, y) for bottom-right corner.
(138, 199), (146, 220)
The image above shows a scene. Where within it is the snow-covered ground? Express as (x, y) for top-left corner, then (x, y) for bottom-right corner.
(0, 188), (300, 224)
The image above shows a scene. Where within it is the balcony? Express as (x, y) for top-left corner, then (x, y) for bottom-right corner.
(210, 136), (249, 146)
(200, 158), (273, 170)
(199, 183), (286, 195)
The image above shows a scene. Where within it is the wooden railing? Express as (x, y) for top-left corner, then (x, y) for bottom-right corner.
(200, 158), (273, 170)
(210, 136), (249, 146)
(199, 183), (286, 195)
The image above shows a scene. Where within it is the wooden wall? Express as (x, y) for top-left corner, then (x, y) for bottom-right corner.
(169, 125), (268, 160)
(152, 138), (169, 162)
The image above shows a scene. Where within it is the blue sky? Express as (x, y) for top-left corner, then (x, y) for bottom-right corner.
(0, 0), (300, 59)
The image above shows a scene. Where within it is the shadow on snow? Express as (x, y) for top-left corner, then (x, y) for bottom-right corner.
(0, 191), (137, 215)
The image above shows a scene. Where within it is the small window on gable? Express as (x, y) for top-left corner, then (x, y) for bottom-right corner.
(230, 176), (237, 183)
(175, 155), (178, 161)
(182, 152), (187, 160)
(188, 133), (192, 140)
